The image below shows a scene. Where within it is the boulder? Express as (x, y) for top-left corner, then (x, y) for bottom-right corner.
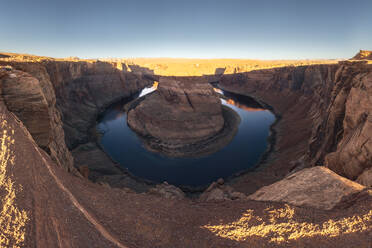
(200, 182), (247, 202)
(356, 167), (372, 187)
(248, 166), (365, 210)
(148, 182), (185, 200)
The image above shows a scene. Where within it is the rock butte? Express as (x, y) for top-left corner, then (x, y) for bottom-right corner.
(0, 51), (371, 247)
(127, 77), (240, 157)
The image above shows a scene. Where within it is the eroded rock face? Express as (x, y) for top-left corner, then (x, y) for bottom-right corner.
(248, 166), (365, 210)
(219, 62), (372, 186)
(0, 66), (74, 172)
(0, 60), (154, 174)
(324, 71), (372, 180)
(43, 61), (154, 148)
(351, 50), (372, 60)
(127, 77), (238, 157)
(128, 77), (224, 142)
(148, 182), (185, 200)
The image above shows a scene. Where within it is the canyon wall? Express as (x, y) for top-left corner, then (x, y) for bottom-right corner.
(0, 60), (154, 173)
(219, 61), (372, 185)
(0, 63), (75, 172)
(1, 56), (371, 187)
(43, 61), (154, 148)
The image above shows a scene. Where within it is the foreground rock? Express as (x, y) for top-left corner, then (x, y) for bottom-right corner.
(148, 182), (185, 200)
(127, 77), (240, 157)
(248, 166), (365, 210)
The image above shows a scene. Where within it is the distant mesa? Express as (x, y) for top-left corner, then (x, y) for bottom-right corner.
(351, 50), (372, 60)
(0, 54), (10, 58)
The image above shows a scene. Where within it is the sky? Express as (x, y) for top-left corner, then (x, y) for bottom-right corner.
(1, 0), (371, 59)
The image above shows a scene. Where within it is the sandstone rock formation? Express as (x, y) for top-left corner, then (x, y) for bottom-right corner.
(248, 166), (365, 210)
(0, 65), (74, 172)
(351, 50), (372, 60)
(0, 59), (154, 177)
(43, 60), (154, 148)
(1, 53), (372, 247)
(127, 77), (240, 157)
(356, 167), (372, 187)
(148, 182), (185, 200)
(219, 61), (372, 186)
(200, 181), (247, 202)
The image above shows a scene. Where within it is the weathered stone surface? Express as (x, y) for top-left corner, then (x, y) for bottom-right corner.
(127, 77), (240, 157)
(324, 72), (372, 180)
(128, 77), (224, 143)
(356, 167), (372, 187)
(148, 182), (185, 200)
(0, 66), (75, 172)
(351, 50), (372, 60)
(200, 181), (247, 202)
(43, 60), (154, 148)
(248, 166), (365, 210)
(78, 165), (90, 178)
(219, 62), (372, 185)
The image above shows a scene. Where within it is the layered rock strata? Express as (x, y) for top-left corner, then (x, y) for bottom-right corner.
(127, 77), (240, 157)
(248, 166), (365, 210)
(0, 65), (74, 171)
(0, 61), (154, 176)
(219, 61), (372, 187)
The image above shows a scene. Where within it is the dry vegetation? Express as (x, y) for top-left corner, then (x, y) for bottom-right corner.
(202, 204), (372, 244)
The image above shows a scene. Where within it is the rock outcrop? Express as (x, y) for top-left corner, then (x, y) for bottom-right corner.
(148, 182), (185, 200)
(351, 50), (372, 60)
(128, 77), (224, 143)
(127, 77), (240, 157)
(43, 60), (154, 148)
(219, 61), (372, 186)
(248, 166), (365, 210)
(0, 65), (74, 171)
(0, 60), (154, 174)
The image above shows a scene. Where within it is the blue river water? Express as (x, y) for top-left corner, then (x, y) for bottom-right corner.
(97, 87), (276, 187)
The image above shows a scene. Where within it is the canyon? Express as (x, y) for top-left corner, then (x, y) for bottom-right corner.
(0, 52), (371, 247)
(127, 77), (241, 158)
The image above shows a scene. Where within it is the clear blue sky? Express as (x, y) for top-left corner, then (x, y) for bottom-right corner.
(1, 0), (371, 59)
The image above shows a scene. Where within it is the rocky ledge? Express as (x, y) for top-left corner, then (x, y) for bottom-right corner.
(127, 77), (240, 157)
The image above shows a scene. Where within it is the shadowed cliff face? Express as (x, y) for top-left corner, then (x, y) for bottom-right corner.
(0, 64), (75, 172)
(1, 57), (371, 187)
(219, 61), (372, 185)
(43, 61), (154, 148)
(0, 61), (154, 173)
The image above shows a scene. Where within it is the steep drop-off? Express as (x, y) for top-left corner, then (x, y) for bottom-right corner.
(0, 60), (154, 176)
(219, 60), (372, 187)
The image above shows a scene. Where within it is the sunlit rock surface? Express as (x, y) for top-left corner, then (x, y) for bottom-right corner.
(248, 166), (365, 210)
(351, 50), (372, 60)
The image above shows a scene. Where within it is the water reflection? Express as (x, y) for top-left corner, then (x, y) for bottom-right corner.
(97, 86), (275, 187)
